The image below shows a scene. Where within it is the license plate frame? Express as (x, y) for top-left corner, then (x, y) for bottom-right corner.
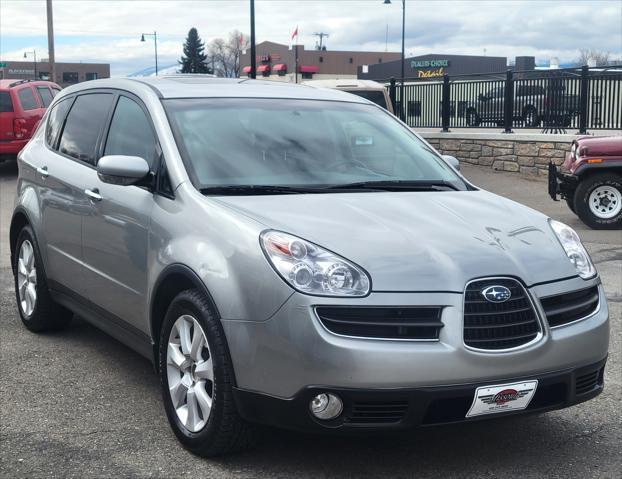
(466, 380), (538, 418)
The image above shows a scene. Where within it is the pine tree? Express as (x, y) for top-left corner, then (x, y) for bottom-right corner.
(179, 28), (212, 74)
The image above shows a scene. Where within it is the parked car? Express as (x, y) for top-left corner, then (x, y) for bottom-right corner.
(11, 77), (608, 457)
(549, 135), (622, 229)
(465, 83), (579, 128)
(0, 79), (61, 161)
(303, 79), (394, 114)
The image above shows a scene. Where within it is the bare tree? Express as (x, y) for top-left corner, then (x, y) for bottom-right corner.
(208, 30), (249, 77)
(575, 49), (615, 67)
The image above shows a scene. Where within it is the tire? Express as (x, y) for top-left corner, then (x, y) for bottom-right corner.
(574, 173), (622, 229)
(158, 289), (254, 457)
(13, 225), (73, 332)
(465, 108), (480, 127)
(522, 107), (540, 127)
(565, 196), (577, 215)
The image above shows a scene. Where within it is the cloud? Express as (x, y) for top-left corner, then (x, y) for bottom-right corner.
(1, 0), (620, 76)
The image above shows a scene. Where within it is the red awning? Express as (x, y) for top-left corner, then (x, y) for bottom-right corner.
(299, 65), (319, 73)
(272, 63), (287, 71)
(242, 66), (252, 74)
(257, 65), (271, 73)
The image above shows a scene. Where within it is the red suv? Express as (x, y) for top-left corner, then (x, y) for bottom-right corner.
(0, 79), (61, 161)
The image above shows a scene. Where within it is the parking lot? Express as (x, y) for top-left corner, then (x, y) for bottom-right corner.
(0, 159), (620, 479)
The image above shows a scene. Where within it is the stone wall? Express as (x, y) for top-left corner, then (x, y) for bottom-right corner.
(420, 134), (571, 177)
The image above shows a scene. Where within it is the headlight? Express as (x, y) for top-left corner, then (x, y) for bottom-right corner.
(549, 219), (596, 279)
(570, 143), (577, 159)
(260, 230), (370, 296)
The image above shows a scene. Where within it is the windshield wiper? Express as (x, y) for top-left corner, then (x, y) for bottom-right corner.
(200, 184), (327, 195)
(326, 179), (461, 191)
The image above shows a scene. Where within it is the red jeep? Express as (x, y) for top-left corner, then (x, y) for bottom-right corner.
(549, 135), (622, 229)
(0, 79), (61, 161)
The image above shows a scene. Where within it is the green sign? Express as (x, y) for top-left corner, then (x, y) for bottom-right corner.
(410, 59), (450, 69)
(0, 62), (7, 68)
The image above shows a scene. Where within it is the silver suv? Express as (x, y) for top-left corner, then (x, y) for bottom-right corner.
(10, 77), (609, 456)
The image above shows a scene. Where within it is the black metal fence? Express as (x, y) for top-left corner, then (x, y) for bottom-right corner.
(386, 65), (622, 133)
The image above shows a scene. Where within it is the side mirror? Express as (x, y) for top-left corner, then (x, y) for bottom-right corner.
(442, 155), (460, 171)
(97, 155), (150, 186)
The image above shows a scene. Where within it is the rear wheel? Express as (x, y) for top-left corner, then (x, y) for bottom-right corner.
(574, 173), (622, 229)
(522, 107), (539, 127)
(159, 289), (254, 456)
(13, 226), (73, 332)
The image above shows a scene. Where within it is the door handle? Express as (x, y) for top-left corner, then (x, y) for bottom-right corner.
(85, 188), (103, 202)
(36, 166), (49, 179)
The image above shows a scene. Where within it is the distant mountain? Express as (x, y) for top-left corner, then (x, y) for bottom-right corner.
(127, 64), (180, 77)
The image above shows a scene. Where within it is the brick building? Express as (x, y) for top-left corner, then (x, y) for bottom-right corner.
(239, 41), (401, 82)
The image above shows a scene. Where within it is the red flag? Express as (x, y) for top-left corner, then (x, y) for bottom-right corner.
(291, 26), (298, 40)
(239, 33), (244, 45)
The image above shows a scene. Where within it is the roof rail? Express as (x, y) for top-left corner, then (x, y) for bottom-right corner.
(8, 79), (36, 88)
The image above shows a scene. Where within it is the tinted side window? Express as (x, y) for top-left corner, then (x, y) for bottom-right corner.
(37, 87), (54, 107)
(104, 96), (157, 167)
(0, 92), (13, 112)
(18, 88), (38, 110)
(58, 93), (113, 165)
(45, 98), (73, 148)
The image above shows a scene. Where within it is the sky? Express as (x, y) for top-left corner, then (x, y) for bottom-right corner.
(1, 0), (621, 76)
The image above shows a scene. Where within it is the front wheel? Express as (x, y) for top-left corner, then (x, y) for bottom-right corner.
(159, 289), (254, 456)
(574, 173), (622, 229)
(465, 108), (480, 127)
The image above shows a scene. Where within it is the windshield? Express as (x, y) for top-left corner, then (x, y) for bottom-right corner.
(347, 90), (388, 109)
(164, 98), (466, 192)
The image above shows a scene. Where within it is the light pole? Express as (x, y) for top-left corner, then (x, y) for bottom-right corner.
(140, 31), (158, 76)
(384, 0), (405, 120)
(23, 50), (37, 79)
(250, 0), (256, 79)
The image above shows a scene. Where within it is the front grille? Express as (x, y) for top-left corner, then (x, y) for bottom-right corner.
(346, 401), (409, 424)
(540, 286), (599, 328)
(463, 278), (541, 350)
(575, 368), (603, 395)
(315, 306), (443, 340)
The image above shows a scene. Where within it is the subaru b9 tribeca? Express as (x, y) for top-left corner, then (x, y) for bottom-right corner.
(11, 77), (609, 457)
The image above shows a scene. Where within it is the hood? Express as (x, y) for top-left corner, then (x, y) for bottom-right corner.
(577, 135), (622, 159)
(213, 190), (578, 292)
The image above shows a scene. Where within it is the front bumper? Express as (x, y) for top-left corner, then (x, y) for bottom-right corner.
(548, 161), (578, 201)
(233, 357), (606, 432)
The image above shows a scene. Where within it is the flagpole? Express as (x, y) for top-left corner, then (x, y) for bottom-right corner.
(294, 26), (298, 84)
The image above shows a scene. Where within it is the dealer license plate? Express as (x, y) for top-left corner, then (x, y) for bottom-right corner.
(466, 380), (538, 418)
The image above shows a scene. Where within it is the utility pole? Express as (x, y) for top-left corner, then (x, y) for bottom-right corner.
(313, 32), (329, 50)
(46, 0), (55, 83)
(250, 0), (256, 79)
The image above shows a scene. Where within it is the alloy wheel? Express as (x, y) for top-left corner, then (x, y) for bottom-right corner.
(589, 185), (622, 219)
(167, 314), (214, 433)
(17, 240), (37, 317)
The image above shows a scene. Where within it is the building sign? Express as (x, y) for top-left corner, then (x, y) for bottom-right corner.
(410, 59), (450, 69)
(417, 68), (445, 78)
(9, 68), (35, 75)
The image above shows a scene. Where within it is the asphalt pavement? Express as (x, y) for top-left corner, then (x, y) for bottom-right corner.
(0, 160), (620, 479)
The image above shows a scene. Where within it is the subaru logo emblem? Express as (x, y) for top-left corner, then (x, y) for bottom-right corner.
(482, 285), (512, 303)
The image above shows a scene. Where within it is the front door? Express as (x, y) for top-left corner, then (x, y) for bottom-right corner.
(81, 95), (158, 330)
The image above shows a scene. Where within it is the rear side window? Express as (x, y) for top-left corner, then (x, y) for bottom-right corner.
(348, 90), (388, 110)
(37, 87), (54, 107)
(0, 92), (13, 112)
(45, 97), (73, 148)
(18, 88), (39, 110)
(58, 93), (113, 164)
(104, 96), (157, 167)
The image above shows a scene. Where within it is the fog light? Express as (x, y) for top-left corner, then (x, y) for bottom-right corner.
(309, 393), (343, 420)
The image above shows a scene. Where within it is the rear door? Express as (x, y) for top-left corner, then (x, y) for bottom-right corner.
(0, 90), (14, 142)
(81, 93), (158, 330)
(39, 92), (115, 297)
(15, 85), (44, 140)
